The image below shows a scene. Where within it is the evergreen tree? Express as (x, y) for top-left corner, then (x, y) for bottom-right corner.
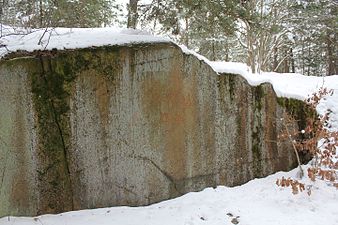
(1, 0), (336, 76)
(288, 0), (337, 76)
(139, 0), (336, 75)
(139, 0), (238, 60)
(1, 0), (119, 28)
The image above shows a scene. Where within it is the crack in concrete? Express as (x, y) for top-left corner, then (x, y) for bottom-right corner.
(38, 55), (74, 210)
(0, 156), (8, 196)
(113, 182), (138, 197)
(0, 135), (9, 198)
(130, 56), (175, 67)
(130, 155), (183, 196)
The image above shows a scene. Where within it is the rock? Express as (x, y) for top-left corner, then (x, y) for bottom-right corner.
(231, 218), (239, 224)
(0, 43), (303, 216)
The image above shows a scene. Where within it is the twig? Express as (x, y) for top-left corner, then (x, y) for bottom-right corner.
(283, 113), (304, 178)
(37, 27), (49, 46)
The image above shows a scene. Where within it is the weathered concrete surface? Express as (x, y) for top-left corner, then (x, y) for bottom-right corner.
(0, 60), (39, 216)
(0, 43), (302, 217)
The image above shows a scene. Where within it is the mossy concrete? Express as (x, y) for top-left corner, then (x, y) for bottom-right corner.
(0, 43), (304, 217)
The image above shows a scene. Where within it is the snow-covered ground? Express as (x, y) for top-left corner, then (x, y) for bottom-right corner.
(1, 28), (338, 225)
(1, 166), (337, 225)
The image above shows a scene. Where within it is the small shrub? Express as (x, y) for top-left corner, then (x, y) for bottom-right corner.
(276, 88), (338, 194)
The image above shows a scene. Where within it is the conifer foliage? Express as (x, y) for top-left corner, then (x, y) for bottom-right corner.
(1, 0), (119, 28)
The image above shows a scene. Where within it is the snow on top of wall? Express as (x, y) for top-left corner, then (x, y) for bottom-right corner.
(1, 28), (337, 129)
(180, 44), (338, 130)
(209, 61), (338, 100)
(0, 26), (171, 58)
(211, 61), (338, 130)
(180, 44), (338, 100)
(1, 26), (334, 101)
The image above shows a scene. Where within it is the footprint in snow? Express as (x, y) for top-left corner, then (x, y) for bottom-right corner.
(226, 212), (240, 224)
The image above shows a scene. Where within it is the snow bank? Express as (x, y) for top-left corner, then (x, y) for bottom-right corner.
(1, 165), (337, 225)
(0, 27), (171, 58)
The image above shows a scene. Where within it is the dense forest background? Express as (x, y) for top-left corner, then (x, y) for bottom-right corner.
(0, 0), (337, 76)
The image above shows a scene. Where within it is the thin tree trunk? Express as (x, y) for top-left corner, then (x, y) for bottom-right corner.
(290, 48), (295, 73)
(247, 30), (255, 73)
(212, 41), (216, 61)
(307, 44), (310, 76)
(327, 31), (336, 75)
(302, 39), (305, 75)
(273, 47), (278, 72)
(184, 16), (189, 47)
(39, 0), (43, 28)
(284, 49), (289, 73)
(127, 0), (139, 29)
(225, 41), (229, 61)
(283, 115), (304, 178)
(258, 0), (264, 72)
(0, 0), (3, 37)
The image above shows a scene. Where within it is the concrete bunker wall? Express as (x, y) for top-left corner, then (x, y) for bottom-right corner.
(0, 43), (300, 216)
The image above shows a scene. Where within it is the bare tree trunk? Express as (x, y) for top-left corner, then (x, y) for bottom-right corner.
(327, 31), (337, 75)
(247, 20), (256, 72)
(257, 0), (264, 72)
(211, 41), (217, 61)
(247, 27), (256, 73)
(184, 16), (189, 47)
(225, 41), (229, 61)
(127, 0), (139, 29)
(273, 47), (278, 72)
(283, 113), (304, 178)
(39, 0), (43, 28)
(301, 38), (305, 75)
(307, 44), (310, 76)
(290, 48), (295, 73)
(0, 0), (3, 37)
(284, 49), (289, 73)
(248, 46), (255, 73)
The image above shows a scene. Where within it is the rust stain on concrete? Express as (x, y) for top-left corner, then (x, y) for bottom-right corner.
(10, 92), (29, 212)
